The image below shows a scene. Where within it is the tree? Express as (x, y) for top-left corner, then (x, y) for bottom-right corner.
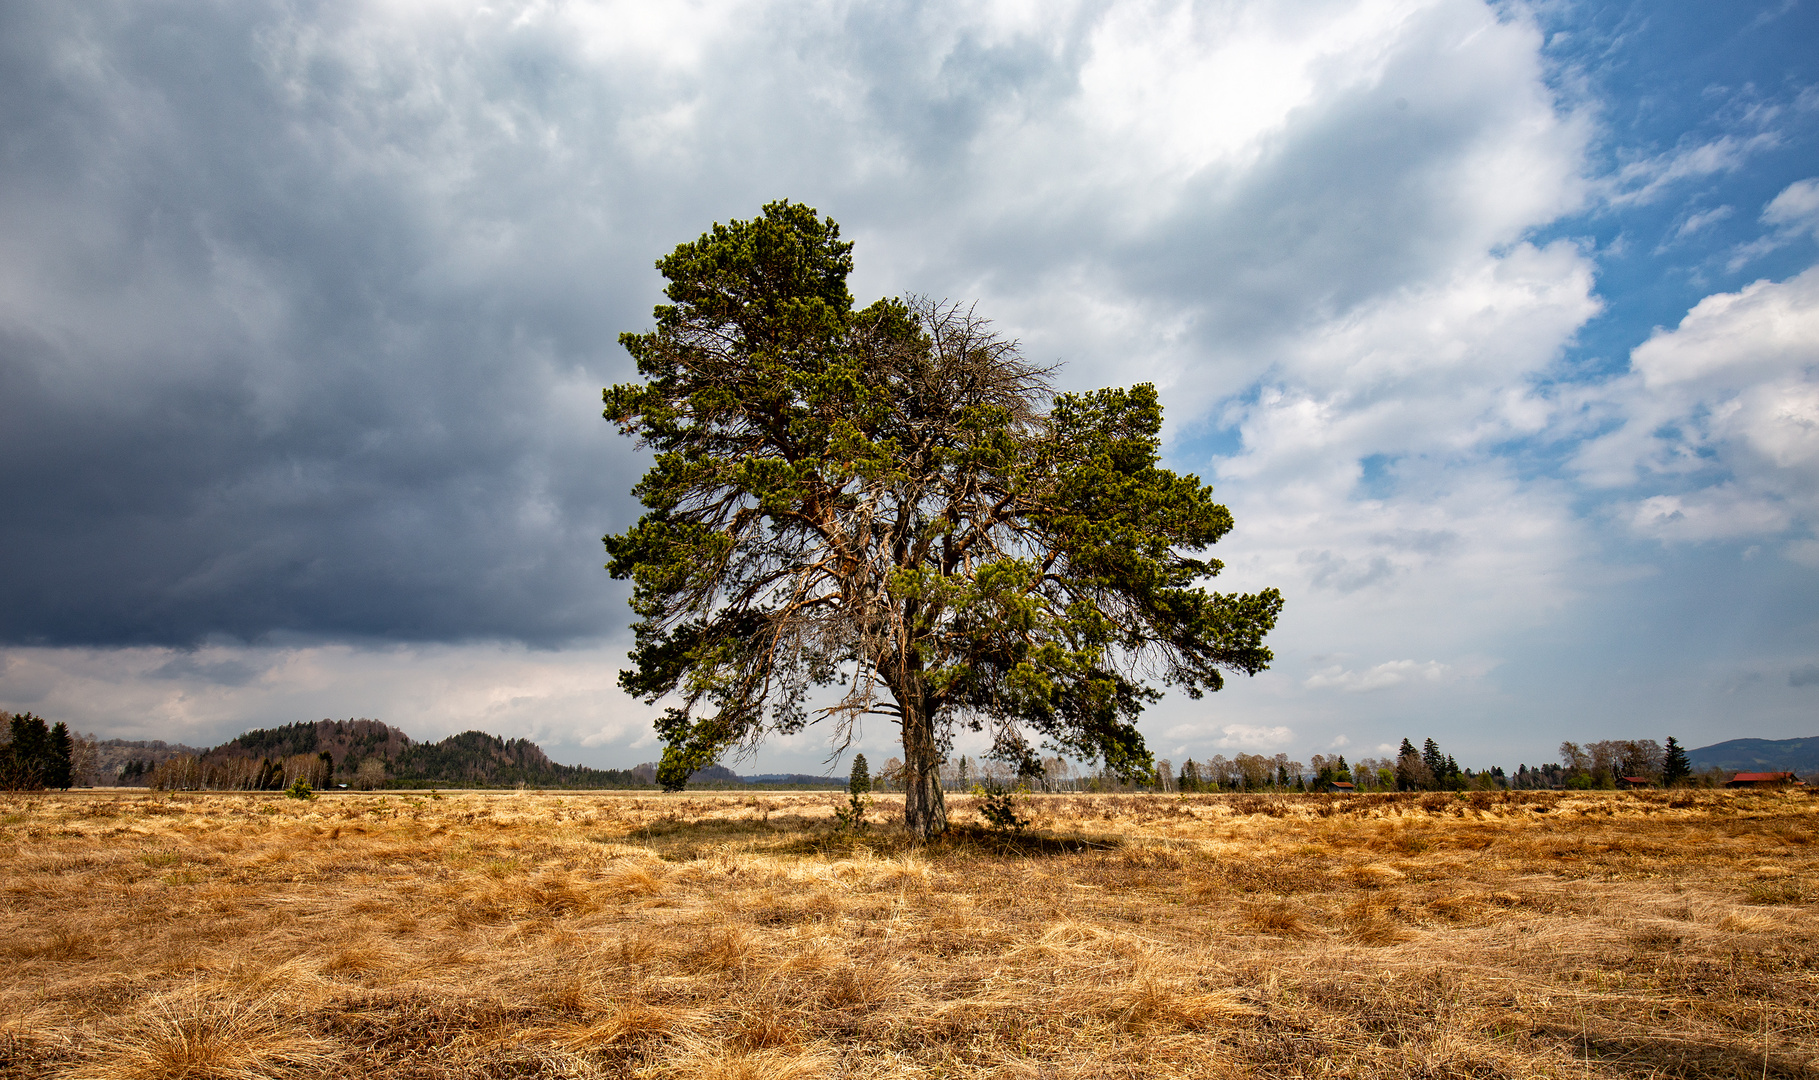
(2, 713), (55, 791)
(46, 722), (74, 790)
(604, 202), (1282, 837)
(837, 752), (874, 832)
(353, 758), (387, 790)
(1662, 736), (1692, 787)
(1421, 738), (1445, 784)
(68, 731), (98, 788)
(1395, 744), (1433, 792)
(1558, 741), (1590, 779)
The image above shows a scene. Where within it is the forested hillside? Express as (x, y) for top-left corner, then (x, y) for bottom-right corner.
(133, 719), (650, 790)
(386, 730), (645, 789)
(1687, 737), (1819, 775)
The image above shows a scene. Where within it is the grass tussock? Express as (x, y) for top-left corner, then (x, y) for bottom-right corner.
(2, 787), (1817, 1078)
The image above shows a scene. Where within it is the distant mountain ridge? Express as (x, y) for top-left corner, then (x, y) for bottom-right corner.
(1686, 736), (1819, 776)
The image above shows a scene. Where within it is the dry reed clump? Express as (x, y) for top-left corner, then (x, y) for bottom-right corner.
(2, 789), (1817, 1078)
(64, 990), (336, 1080)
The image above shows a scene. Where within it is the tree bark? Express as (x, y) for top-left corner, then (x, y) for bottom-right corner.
(899, 692), (948, 838)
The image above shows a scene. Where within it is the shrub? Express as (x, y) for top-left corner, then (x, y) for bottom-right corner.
(975, 781), (1028, 833)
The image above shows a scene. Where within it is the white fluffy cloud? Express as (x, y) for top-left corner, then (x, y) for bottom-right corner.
(1211, 724), (1297, 751)
(1305, 659), (1450, 692)
(1576, 258), (1819, 555)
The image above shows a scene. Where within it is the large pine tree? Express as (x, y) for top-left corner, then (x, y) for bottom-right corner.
(604, 202), (1283, 836)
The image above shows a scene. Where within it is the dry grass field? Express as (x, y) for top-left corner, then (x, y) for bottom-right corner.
(2, 787), (1816, 1079)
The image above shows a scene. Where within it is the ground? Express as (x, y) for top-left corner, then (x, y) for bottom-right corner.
(2, 788), (1816, 1079)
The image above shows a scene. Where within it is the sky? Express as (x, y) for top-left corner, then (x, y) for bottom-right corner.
(1, 0), (1816, 775)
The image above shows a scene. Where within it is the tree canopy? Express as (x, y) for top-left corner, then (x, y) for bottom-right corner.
(604, 201), (1282, 836)
(1, 713), (72, 791)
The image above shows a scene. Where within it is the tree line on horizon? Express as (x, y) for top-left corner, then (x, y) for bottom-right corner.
(856, 733), (1724, 795)
(0, 707), (1779, 795)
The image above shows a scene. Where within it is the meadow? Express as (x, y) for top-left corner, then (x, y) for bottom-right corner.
(1, 787), (1815, 1079)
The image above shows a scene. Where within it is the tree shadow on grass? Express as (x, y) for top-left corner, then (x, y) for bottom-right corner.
(1532, 1026), (1815, 1080)
(766, 824), (1122, 861)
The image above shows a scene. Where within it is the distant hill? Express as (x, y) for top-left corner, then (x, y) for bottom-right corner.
(199, 719), (649, 789)
(110, 717), (860, 790)
(215, 718), (407, 773)
(387, 730), (647, 789)
(1686, 737), (1819, 776)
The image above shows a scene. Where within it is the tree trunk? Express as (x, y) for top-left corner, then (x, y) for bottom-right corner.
(899, 693), (948, 839)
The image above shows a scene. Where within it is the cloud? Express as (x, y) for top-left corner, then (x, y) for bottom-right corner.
(1791, 664), (1819, 688)
(12, 0), (1807, 770)
(1576, 264), (1819, 550)
(1605, 133), (1780, 209)
(1672, 205), (1734, 240)
(1763, 179), (1819, 240)
(0, 640), (656, 759)
(1305, 659), (1450, 692)
(1212, 724), (1296, 751)
(1728, 177), (1819, 268)
(0, 0), (1592, 657)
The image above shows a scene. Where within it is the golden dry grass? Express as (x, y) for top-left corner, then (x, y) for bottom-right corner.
(3, 787), (1817, 1078)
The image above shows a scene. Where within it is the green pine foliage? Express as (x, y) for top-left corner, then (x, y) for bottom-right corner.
(46, 722), (74, 789)
(1, 713), (72, 791)
(604, 201), (1281, 836)
(1663, 736), (1692, 787)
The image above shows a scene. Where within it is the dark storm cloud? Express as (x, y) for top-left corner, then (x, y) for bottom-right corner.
(0, 0), (666, 646)
(0, 0), (1115, 649)
(0, 0), (1583, 651)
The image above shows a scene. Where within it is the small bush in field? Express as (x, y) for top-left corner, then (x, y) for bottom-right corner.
(834, 754), (873, 832)
(975, 782), (1028, 833)
(285, 778), (316, 800)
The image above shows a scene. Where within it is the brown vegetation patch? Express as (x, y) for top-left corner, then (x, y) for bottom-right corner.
(3, 788), (1818, 1078)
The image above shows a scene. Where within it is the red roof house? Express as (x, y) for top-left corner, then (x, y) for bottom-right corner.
(1725, 771), (1804, 788)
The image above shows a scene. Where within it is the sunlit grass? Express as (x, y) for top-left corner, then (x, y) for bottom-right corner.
(2, 787), (1815, 1077)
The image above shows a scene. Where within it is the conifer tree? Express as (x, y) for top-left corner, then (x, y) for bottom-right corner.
(46, 722), (74, 790)
(603, 202), (1281, 836)
(1421, 738), (1445, 782)
(1662, 736), (1692, 787)
(2, 713), (53, 790)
